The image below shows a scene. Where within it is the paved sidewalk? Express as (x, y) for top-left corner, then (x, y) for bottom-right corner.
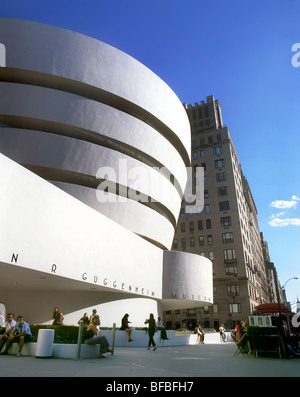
(1, 343), (300, 377)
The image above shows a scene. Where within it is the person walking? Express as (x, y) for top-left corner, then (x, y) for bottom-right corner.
(145, 313), (157, 351)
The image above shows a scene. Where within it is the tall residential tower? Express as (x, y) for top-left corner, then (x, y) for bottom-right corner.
(165, 96), (270, 330)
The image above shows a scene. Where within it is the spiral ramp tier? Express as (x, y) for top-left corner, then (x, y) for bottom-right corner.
(0, 18), (212, 326)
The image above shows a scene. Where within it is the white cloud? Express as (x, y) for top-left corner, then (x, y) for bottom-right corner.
(292, 195), (300, 201)
(270, 200), (297, 209)
(269, 217), (300, 227)
(270, 212), (285, 219)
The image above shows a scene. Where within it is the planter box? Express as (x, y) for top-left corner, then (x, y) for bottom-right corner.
(4, 330), (233, 359)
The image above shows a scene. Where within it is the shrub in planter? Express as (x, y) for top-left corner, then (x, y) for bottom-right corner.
(30, 324), (81, 344)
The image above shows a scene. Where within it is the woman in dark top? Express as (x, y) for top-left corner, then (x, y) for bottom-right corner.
(145, 313), (156, 351)
(120, 313), (133, 342)
(84, 315), (111, 358)
(78, 312), (90, 325)
(52, 307), (64, 326)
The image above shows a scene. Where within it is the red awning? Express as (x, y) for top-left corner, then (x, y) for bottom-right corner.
(255, 303), (290, 314)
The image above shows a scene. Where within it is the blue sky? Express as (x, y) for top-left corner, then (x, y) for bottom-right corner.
(1, 0), (299, 303)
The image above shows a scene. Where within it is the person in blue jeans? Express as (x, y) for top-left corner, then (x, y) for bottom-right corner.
(84, 315), (112, 358)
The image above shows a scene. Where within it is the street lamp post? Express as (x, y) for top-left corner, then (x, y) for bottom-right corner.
(282, 277), (298, 307)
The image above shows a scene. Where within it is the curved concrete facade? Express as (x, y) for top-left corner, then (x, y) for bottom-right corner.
(0, 18), (212, 326)
(0, 17), (192, 249)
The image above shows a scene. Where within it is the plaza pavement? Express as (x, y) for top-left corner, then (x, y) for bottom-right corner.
(1, 342), (300, 378)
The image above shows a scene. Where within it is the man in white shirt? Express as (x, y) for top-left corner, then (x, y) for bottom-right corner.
(2, 315), (32, 356)
(0, 313), (17, 352)
(156, 317), (169, 340)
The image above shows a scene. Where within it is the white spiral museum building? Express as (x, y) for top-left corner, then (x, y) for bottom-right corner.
(0, 18), (212, 326)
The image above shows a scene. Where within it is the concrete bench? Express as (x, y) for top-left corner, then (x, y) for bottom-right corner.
(2, 330), (233, 359)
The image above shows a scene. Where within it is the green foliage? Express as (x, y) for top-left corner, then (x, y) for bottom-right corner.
(29, 325), (153, 344)
(30, 324), (81, 344)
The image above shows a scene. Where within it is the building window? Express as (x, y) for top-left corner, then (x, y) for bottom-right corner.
(189, 222), (194, 232)
(216, 172), (226, 182)
(181, 238), (186, 250)
(217, 134), (222, 142)
(205, 204), (210, 213)
(190, 237), (195, 247)
(229, 303), (241, 313)
(222, 232), (234, 243)
(181, 223), (186, 232)
(180, 208), (185, 217)
(227, 285), (240, 296)
(208, 251), (214, 261)
(215, 159), (224, 169)
(188, 308), (196, 315)
(219, 201), (230, 211)
(200, 150), (205, 158)
(213, 146), (223, 155)
(175, 310), (180, 315)
(217, 186), (227, 196)
(206, 219), (212, 229)
(193, 151), (197, 160)
(224, 249), (236, 260)
(221, 216), (232, 227)
(173, 239), (178, 249)
(204, 189), (209, 198)
(226, 266), (237, 278)
(198, 220), (203, 230)
(199, 236), (204, 246)
(204, 176), (208, 185)
(207, 235), (213, 245)
(203, 306), (209, 314)
(212, 304), (218, 314)
(166, 321), (172, 329)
